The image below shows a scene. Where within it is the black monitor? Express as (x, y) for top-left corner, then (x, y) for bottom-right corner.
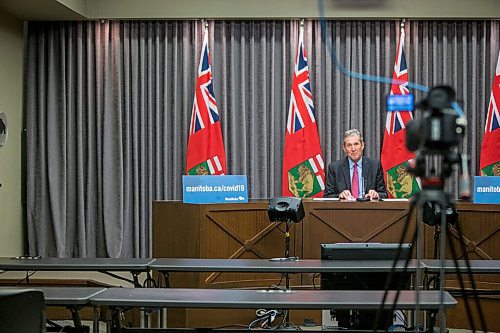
(320, 243), (412, 330)
(320, 242), (411, 261)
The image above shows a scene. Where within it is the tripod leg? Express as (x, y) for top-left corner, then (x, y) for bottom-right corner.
(446, 222), (488, 332)
(374, 197), (417, 331)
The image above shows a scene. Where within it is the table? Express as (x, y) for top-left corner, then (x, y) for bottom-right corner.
(150, 258), (422, 273)
(421, 259), (500, 273)
(0, 257), (156, 287)
(0, 257), (154, 271)
(89, 287), (456, 310)
(3, 286), (455, 332)
(5, 257), (495, 331)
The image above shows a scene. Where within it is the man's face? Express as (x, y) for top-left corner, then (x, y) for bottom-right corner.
(343, 134), (364, 163)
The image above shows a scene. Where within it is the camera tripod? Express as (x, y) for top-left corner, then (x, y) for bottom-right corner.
(373, 185), (488, 333)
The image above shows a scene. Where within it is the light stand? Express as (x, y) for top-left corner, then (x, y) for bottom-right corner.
(267, 197), (305, 328)
(280, 219), (296, 291)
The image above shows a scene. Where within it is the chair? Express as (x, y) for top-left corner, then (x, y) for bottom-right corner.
(0, 289), (45, 333)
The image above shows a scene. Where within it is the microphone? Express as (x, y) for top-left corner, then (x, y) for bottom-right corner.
(361, 176), (365, 198)
(458, 153), (471, 200)
(356, 177), (370, 202)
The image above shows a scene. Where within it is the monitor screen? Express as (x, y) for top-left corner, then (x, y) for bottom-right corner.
(320, 242), (412, 330)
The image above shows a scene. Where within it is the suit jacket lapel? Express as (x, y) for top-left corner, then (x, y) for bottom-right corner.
(362, 158), (371, 187)
(342, 157), (351, 190)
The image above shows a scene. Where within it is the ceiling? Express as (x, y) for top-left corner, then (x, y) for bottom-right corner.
(0, 0), (85, 20)
(2, 0), (499, 21)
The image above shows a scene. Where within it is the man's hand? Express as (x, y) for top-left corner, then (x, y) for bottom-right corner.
(365, 189), (379, 201)
(339, 189), (354, 200)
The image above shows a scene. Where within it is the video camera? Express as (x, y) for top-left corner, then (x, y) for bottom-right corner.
(387, 86), (470, 199)
(406, 87), (465, 155)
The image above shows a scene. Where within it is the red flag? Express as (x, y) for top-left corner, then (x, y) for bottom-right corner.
(186, 28), (226, 175)
(381, 24), (420, 198)
(282, 27), (325, 198)
(480, 50), (500, 176)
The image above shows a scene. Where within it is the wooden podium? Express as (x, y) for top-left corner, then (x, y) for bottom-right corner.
(153, 201), (300, 289)
(152, 200), (500, 330)
(152, 201), (300, 327)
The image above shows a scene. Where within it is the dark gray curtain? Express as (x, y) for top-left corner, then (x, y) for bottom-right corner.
(24, 20), (500, 257)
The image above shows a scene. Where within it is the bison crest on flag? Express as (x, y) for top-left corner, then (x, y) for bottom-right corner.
(188, 156), (224, 175)
(481, 162), (500, 176)
(287, 156), (325, 198)
(385, 162), (419, 198)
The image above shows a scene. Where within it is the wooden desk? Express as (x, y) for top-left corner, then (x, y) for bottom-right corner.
(152, 200), (417, 287)
(302, 200), (417, 259)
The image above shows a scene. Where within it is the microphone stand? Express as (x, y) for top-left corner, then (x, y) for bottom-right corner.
(356, 177), (370, 202)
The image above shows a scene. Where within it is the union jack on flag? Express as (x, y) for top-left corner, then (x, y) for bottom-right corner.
(385, 28), (413, 135)
(282, 24), (325, 198)
(484, 83), (500, 133)
(190, 31), (220, 135)
(479, 50), (500, 175)
(287, 35), (316, 134)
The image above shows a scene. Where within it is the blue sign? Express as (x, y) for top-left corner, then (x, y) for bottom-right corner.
(183, 175), (248, 204)
(473, 176), (500, 204)
(387, 93), (414, 111)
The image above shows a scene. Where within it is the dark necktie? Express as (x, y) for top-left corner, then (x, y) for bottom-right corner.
(352, 163), (359, 198)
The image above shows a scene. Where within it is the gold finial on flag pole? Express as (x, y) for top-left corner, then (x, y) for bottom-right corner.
(202, 19), (208, 31)
(401, 18), (406, 29)
(300, 18), (305, 27)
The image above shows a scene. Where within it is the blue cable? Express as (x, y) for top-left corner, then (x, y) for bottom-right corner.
(316, 0), (465, 117)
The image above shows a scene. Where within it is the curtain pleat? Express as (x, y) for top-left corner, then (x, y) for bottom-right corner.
(25, 20), (500, 257)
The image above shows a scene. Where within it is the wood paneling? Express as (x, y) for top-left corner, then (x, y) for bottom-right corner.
(153, 201), (302, 289)
(302, 200), (417, 259)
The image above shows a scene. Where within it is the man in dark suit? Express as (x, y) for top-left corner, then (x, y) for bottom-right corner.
(324, 129), (387, 200)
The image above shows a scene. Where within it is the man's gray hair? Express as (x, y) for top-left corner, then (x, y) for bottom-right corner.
(343, 129), (363, 143)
